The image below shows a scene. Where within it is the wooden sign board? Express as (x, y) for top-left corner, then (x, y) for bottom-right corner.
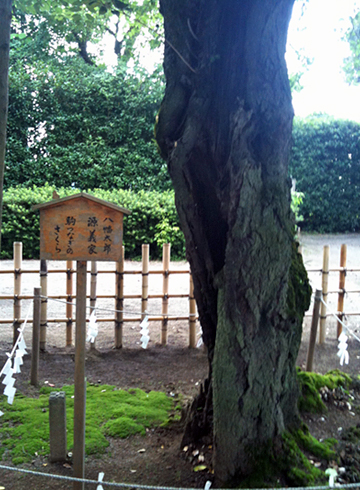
(33, 193), (130, 262)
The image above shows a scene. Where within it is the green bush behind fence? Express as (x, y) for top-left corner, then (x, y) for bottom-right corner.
(290, 115), (360, 233)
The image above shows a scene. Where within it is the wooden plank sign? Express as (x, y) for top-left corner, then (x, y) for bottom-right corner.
(33, 193), (130, 262)
(33, 192), (130, 489)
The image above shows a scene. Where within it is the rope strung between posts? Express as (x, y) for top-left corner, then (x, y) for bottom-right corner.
(0, 464), (203, 489)
(0, 301), (32, 377)
(0, 301), (32, 410)
(320, 297), (360, 344)
(39, 295), (198, 319)
(1, 463), (360, 490)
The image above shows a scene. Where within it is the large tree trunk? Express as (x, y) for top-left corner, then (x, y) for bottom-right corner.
(0, 0), (12, 254)
(156, 0), (311, 486)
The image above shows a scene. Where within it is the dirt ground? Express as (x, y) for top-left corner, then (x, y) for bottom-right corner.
(1, 233), (360, 489)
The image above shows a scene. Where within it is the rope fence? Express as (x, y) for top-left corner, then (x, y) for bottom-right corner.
(1, 241), (360, 348)
(0, 462), (357, 490)
(1, 244), (360, 488)
(0, 289), (359, 489)
(305, 288), (360, 372)
(0, 242), (199, 349)
(301, 243), (360, 345)
(1, 463), (360, 490)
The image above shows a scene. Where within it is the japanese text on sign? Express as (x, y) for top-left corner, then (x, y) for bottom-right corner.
(52, 215), (117, 257)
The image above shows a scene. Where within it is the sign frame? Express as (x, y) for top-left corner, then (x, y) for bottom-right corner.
(33, 193), (130, 262)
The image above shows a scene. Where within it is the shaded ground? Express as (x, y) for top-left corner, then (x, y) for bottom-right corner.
(0, 233), (360, 489)
(0, 345), (210, 490)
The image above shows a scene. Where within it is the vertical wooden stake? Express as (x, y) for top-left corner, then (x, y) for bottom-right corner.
(115, 246), (124, 348)
(13, 242), (22, 344)
(89, 261), (97, 351)
(66, 260), (74, 347)
(306, 289), (322, 372)
(40, 259), (48, 351)
(141, 245), (149, 320)
(161, 243), (170, 345)
(189, 273), (196, 348)
(49, 391), (67, 463)
(73, 260), (87, 490)
(31, 287), (41, 386)
(337, 244), (347, 338)
(319, 245), (329, 344)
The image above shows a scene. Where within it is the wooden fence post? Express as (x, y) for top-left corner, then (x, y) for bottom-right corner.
(66, 260), (74, 347)
(337, 244), (347, 338)
(306, 289), (322, 372)
(13, 242), (22, 344)
(319, 245), (329, 344)
(40, 259), (48, 351)
(141, 245), (149, 320)
(115, 246), (124, 348)
(161, 244), (170, 345)
(73, 261), (87, 490)
(189, 273), (196, 348)
(30, 287), (41, 386)
(90, 261), (97, 350)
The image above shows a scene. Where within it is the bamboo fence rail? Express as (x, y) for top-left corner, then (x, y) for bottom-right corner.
(1, 242), (360, 348)
(0, 242), (199, 349)
(304, 243), (360, 344)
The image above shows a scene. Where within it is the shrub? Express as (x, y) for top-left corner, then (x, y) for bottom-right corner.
(290, 115), (360, 232)
(6, 56), (171, 192)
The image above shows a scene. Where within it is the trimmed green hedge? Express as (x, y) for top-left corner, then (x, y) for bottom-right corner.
(1, 185), (185, 260)
(290, 115), (360, 233)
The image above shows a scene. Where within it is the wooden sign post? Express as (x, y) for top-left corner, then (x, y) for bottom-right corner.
(34, 193), (130, 490)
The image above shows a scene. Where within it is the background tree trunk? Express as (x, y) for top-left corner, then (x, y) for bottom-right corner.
(0, 0), (12, 254)
(156, 0), (311, 485)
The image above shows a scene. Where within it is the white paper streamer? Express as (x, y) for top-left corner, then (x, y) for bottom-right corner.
(0, 302), (31, 408)
(17, 336), (27, 355)
(86, 310), (98, 344)
(325, 468), (338, 487)
(140, 315), (150, 349)
(1, 359), (12, 377)
(97, 471), (104, 490)
(196, 327), (203, 348)
(13, 356), (22, 374)
(2, 368), (14, 387)
(4, 385), (16, 405)
(337, 331), (349, 366)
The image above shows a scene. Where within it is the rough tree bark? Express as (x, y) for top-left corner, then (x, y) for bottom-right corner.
(0, 0), (12, 254)
(155, 0), (311, 486)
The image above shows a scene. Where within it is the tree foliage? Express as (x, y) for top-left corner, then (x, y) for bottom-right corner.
(288, 47), (312, 92)
(343, 9), (360, 84)
(290, 115), (360, 232)
(6, 8), (169, 192)
(13, 0), (162, 64)
(286, 0), (313, 93)
(0, 0), (12, 254)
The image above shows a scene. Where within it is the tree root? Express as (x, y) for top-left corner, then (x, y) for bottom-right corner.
(181, 377), (213, 447)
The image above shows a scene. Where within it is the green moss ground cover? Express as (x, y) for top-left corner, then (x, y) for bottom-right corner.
(0, 384), (179, 464)
(297, 369), (352, 413)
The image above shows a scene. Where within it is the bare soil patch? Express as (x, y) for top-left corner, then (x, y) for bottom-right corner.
(0, 233), (360, 489)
